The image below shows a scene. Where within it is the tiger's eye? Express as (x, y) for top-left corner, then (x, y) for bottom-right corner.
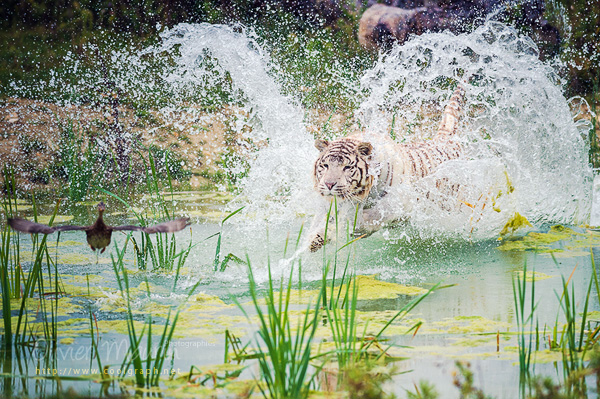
(343, 165), (353, 171)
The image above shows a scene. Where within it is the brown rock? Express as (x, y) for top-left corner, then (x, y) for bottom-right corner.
(358, 4), (427, 50)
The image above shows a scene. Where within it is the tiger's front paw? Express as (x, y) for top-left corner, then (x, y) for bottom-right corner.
(309, 234), (325, 252)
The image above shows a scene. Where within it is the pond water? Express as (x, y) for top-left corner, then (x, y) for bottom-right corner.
(3, 196), (600, 398)
(1, 16), (598, 399)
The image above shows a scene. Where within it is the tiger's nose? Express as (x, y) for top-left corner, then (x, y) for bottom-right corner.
(325, 182), (337, 190)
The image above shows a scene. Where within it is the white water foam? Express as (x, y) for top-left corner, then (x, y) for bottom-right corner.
(147, 20), (593, 252)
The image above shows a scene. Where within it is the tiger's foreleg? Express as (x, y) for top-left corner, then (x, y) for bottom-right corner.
(307, 201), (360, 252)
(307, 215), (333, 253)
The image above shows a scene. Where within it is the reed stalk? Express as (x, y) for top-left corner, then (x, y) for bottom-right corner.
(512, 263), (537, 383)
(213, 207), (244, 272)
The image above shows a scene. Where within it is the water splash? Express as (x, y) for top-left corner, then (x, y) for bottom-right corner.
(150, 23), (318, 225)
(353, 21), (592, 237)
(154, 21), (591, 240)
(9, 20), (592, 243)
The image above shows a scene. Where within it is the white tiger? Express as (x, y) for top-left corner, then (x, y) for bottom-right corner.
(309, 85), (465, 251)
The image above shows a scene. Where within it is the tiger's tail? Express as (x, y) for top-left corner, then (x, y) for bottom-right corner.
(435, 85), (465, 141)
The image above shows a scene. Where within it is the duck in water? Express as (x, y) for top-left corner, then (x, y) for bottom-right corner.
(8, 202), (189, 253)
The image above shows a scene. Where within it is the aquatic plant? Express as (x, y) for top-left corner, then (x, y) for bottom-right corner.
(452, 361), (493, 399)
(1, 189), (64, 348)
(100, 152), (193, 272)
(0, 166), (20, 347)
(236, 256), (322, 399)
(1, 173), (64, 349)
(213, 206), (244, 272)
(406, 381), (439, 399)
(512, 263), (538, 379)
(319, 199), (431, 381)
(87, 276), (105, 381)
(551, 256), (598, 396)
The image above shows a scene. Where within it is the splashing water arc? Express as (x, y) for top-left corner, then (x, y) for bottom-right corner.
(153, 21), (592, 238)
(152, 23), (318, 223)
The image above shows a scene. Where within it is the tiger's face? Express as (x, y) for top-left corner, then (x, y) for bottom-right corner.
(313, 138), (374, 201)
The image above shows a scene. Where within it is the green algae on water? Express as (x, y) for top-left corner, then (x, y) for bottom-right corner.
(352, 275), (427, 299)
(515, 271), (555, 282)
(30, 214), (74, 224)
(498, 225), (600, 255)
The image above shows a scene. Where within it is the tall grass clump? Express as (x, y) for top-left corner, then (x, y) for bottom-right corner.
(551, 255), (598, 396)
(101, 151), (192, 272)
(0, 166), (21, 347)
(2, 166), (62, 348)
(318, 199), (436, 388)
(14, 199), (62, 348)
(1, 184), (62, 348)
(236, 236), (322, 399)
(213, 207), (244, 272)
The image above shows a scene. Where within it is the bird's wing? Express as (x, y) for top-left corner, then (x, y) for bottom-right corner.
(8, 218), (57, 234)
(111, 225), (144, 232)
(54, 225), (87, 232)
(142, 218), (190, 234)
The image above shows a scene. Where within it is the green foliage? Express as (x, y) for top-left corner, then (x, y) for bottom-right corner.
(544, 0), (600, 97)
(343, 363), (397, 399)
(406, 381), (439, 399)
(110, 238), (199, 387)
(245, 5), (374, 112)
(100, 153), (193, 273)
(0, 190), (62, 348)
(512, 263), (538, 379)
(452, 361), (493, 399)
(148, 145), (191, 181)
(213, 207), (244, 272)
(238, 259), (322, 399)
(53, 118), (99, 202)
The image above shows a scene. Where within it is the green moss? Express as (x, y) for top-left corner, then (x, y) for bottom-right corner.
(56, 240), (86, 247)
(356, 275), (426, 298)
(59, 253), (92, 264)
(429, 316), (511, 334)
(451, 336), (494, 347)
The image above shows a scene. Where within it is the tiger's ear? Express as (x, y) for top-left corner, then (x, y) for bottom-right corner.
(315, 139), (329, 152)
(357, 142), (373, 156)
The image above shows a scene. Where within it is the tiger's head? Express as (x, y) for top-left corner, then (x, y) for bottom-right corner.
(313, 137), (374, 201)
